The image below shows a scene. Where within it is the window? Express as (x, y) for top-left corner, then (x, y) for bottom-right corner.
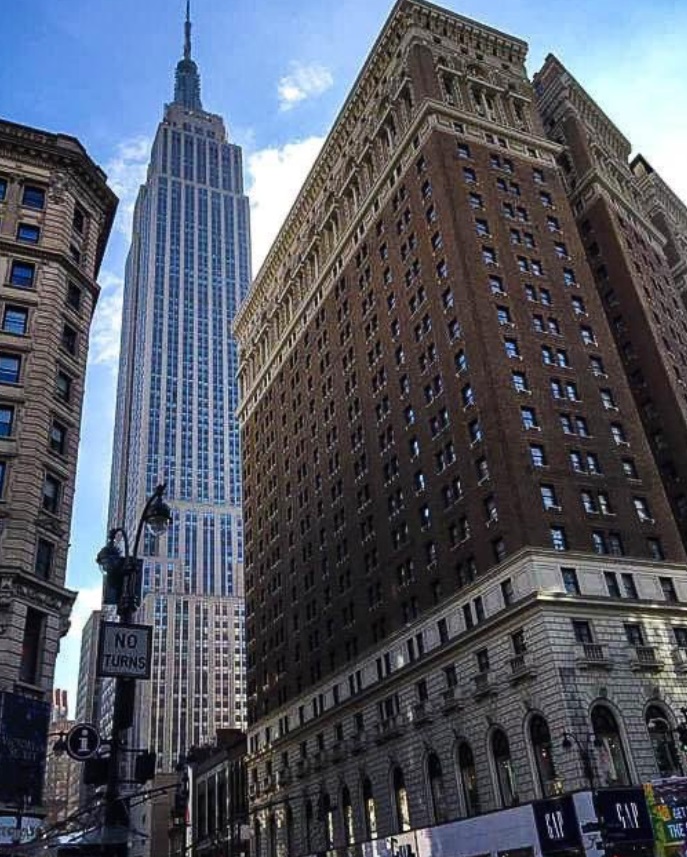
(621, 573), (638, 599)
(572, 619), (593, 643)
(501, 578), (514, 606)
(530, 715), (558, 797)
(521, 407), (538, 430)
(428, 754), (448, 825)
(476, 647), (490, 672)
(0, 404), (14, 437)
(563, 268), (577, 287)
(42, 474), (61, 514)
(540, 484), (559, 510)
(554, 242), (569, 259)
(0, 460), (5, 498)
(35, 539), (54, 580)
(550, 526), (567, 551)
(492, 730), (517, 807)
(530, 444), (547, 467)
(556, 350), (570, 368)
(2, 305), (28, 335)
(49, 421), (67, 455)
(363, 779), (377, 839)
(600, 389), (616, 409)
(468, 419), (482, 443)
(461, 384), (475, 407)
(72, 206), (85, 234)
(463, 167), (477, 184)
(580, 325), (596, 345)
(571, 296), (586, 315)
(458, 743), (480, 816)
(0, 354), (20, 385)
(504, 338), (520, 359)
(646, 705), (682, 778)
(22, 186), (45, 210)
(546, 215), (560, 231)
(575, 417), (590, 437)
(590, 356), (606, 377)
(648, 538), (665, 561)
(482, 246), (497, 265)
(393, 767), (411, 832)
(19, 609), (45, 684)
(633, 497), (652, 522)
(604, 571), (621, 598)
(540, 191), (553, 207)
(561, 567), (580, 595)
(67, 282), (82, 310)
(591, 705), (630, 786)
(541, 346), (554, 365)
(489, 275), (505, 294)
(17, 223), (40, 243)
(674, 627), (687, 648)
(496, 305), (512, 326)
(475, 218), (490, 237)
(56, 371), (72, 403)
(611, 423), (628, 446)
(512, 371), (528, 392)
(0, 177), (6, 201)
(660, 577), (678, 603)
(469, 192), (483, 209)
(10, 260), (35, 288)
(61, 324), (77, 355)
(458, 143), (471, 159)
(592, 531), (608, 555)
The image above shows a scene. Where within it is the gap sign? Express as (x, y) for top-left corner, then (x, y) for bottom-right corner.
(97, 621), (153, 679)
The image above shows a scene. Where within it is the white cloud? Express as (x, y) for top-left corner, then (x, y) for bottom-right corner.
(278, 62), (333, 111)
(90, 270), (124, 369)
(247, 136), (325, 273)
(104, 136), (151, 238)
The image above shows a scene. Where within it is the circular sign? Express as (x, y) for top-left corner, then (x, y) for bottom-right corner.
(65, 723), (101, 761)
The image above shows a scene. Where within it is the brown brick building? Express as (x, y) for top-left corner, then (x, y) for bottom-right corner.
(535, 56), (687, 550)
(0, 119), (116, 820)
(234, 3), (687, 854)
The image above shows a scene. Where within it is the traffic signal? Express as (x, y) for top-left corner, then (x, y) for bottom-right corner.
(676, 723), (687, 752)
(134, 750), (156, 783)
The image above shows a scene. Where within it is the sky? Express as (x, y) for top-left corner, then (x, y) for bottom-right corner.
(2, 0), (686, 714)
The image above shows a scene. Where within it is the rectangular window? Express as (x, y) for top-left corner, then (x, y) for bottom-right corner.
(0, 460), (5, 498)
(530, 444), (546, 467)
(621, 573), (638, 599)
(561, 567), (580, 595)
(0, 404), (14, 437)
(49, 421), (67, 455)
(624, 623), (644, 646)
(17, 223), (40, 243)
(572, 619), (593, 643)
(0, 354), (21, 385)
(55, 371), (72, 403)
(0, 177), (7, 201)
(660, 577), (678, 603)
(19, 608), (45, 684)
(604, 571), (621, 598)
(61, 324), (77, 355)
(550, 526), (567, 551)
(501, 578), (514, 606)
(72, 206), (85, 234)
(42, 474), (61, 514)
(10, 260), (35, 288)
(540, 484), (559, 510)
(35, 539), (54, 579)
(521, 407), (538, 430)
(67, 282), (82, 311)
(2, 305), (28, 335)
(476, 648), (490, 673)
(674, 627), (687, 648)
(22, 186), (45, 210)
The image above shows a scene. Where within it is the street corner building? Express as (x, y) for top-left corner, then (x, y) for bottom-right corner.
(233, 1), (687, 857)
(0, 118), (116, 838)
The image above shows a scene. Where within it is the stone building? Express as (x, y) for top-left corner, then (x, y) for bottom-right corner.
(233, 2), (687, 855)
(0, 118), (116, 825)
(534, 56), (687, 551)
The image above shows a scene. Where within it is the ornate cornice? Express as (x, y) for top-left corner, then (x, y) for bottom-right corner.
(0, 569), (77, 637)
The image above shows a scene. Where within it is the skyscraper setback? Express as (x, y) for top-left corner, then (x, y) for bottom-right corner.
(108, 4), (249, 775)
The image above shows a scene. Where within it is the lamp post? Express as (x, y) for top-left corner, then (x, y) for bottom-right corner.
(561, 731), (602, 789)
(96, 484), (172, 857)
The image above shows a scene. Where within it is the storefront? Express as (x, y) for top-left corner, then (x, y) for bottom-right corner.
(593, 788), (655, 857)
(645, 777), (687, 857)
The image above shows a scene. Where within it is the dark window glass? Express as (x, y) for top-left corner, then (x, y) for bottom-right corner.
(42, 474), (61, 514)
(72, 207), (85, 234)
(0, 354), (21, 384)
(35, 539), (54, 579)
(49, 421), (67, 455)
(2, 305), (28, 335)
(61, 324), (77, 355)
(55, 371), (72, 403)
(0, 404), (14, 437)
(0, 177), (7, 201)
(561, 567), (580, 594)
(572, 619), (592, 643)
(17, 223), (40, 243)
(19, 608), (44, 684)
(22, 186), (45, 209)
(10, 261), (35, 288)
(0, 460), (6, 497)
(67, 282), (82, 310)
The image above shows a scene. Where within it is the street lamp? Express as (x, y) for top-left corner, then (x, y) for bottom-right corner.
(561, 731), (602, 789)
(96, 483), (172, 857)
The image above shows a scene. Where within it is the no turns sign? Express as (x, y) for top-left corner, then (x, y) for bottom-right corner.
(97, 621), (153, 679)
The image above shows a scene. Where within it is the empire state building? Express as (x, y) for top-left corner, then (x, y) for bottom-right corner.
(107, 2), (249, 772)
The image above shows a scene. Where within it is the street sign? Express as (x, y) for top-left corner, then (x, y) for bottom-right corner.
(65, 723), (100, 761)
(96, 621), (153, 679)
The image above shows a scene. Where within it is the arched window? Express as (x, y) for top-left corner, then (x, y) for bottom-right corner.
(427, 753), (448, 824)
(492, 729), (518, 806)
(530, 715), (558, 796)
(457, 742), (480, 816)
(304, 800), (313, 853)
(646, 705), (682, 778)
(363, 777), (377, 839)
(342, 786), (355, 845)
(592, 704), (630, 785)
(319, 793), (334, 849)
(393, 767), (411, 832)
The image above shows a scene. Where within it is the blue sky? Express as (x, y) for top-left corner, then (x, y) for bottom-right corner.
(2, 0), (685, 713)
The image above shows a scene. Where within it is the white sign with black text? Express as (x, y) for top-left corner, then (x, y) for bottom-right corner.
(97, 621), (153, 679)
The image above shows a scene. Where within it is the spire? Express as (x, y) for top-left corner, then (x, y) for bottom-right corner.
(173, 0), (203, 111)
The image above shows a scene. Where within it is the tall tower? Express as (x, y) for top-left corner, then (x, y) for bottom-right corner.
(108, 3), (249, 776)
(235, 2), (687, 853)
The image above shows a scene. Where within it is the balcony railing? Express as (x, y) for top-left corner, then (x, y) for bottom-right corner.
(630, 645), (664, 672)
(508, 652), (537, 683)
(412, 700), (433, 725)
(375, 714), (404, 743)
(441, 686), (464, 713)
(472, 671), (498, 699)
(575, 643), (613, 670)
